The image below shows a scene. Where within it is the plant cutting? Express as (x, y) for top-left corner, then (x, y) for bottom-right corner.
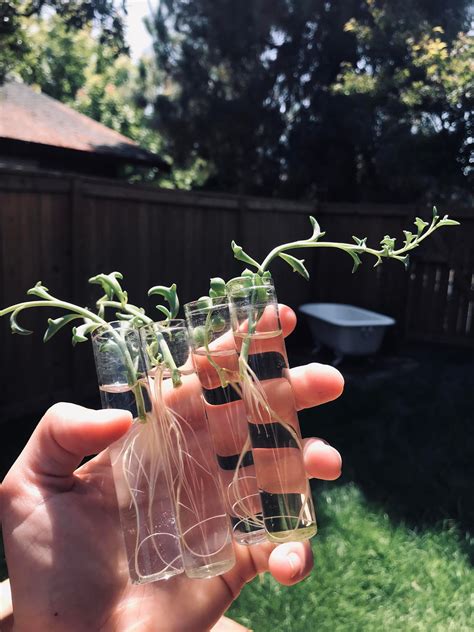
(140, 318), (235, 579)
(92, 317), (185, 584)
(0, 273), (234, 583)
(186, 208), (459, 544)
(185, 293), (266, 545)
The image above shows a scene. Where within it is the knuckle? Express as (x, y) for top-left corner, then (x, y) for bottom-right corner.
(42, 401), (75, 423)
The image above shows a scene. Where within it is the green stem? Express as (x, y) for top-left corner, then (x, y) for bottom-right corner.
(0, 299), (148, 420)
(110, 334), (148, 421)
(100, 300), (182, 387)
(258, 217), (440, 273)
(0, 299), (106, 323)
(155, 328), (182, 387)
(203, 308), (229, 388)
(239, 288), (266, 366)
(99, 300), (153, 324)
(240, 305), (255, 364)
(131, 382), (147, 422)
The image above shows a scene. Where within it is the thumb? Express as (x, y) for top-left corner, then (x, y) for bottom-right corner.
(18, 402), (132, 483)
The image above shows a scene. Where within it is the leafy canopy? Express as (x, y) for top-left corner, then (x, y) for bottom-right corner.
(0, 0), (127, 83)
(146, 0), (472, 202)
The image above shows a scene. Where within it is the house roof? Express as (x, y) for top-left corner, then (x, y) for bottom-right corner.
(0, 81), (167, 169)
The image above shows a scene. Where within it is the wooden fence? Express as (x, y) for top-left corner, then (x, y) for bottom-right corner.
(0, 169), (472, 421)
(312, 203), (474, 347)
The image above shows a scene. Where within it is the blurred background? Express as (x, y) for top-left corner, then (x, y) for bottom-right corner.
(0, 1), (473, 630)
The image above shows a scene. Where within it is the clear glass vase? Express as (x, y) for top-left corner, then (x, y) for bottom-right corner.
(140, 320), (235, 578)
(184, 298), (266, 545)
(226, 278), (317, 543)
(92, 321), (183, 584)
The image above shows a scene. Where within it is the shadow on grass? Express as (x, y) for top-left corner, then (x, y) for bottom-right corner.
(291, 341), (473, 557)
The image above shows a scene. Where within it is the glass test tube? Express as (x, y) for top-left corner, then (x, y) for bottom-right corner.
(140, 320), (235, 579)
(92, 321), (183, 584)
(184, 298), (266, 545)
(227, 278), (317, 543)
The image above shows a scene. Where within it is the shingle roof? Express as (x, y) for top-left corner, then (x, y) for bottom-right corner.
(0, 81), (166, 167)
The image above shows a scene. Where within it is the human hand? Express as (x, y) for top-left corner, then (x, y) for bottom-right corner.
(1, 307), (343, 632)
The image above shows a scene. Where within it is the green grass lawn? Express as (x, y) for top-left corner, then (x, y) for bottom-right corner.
(228, 483), (474, 632)
(227, 342), (474, 631)
(2, 482), (472, 630)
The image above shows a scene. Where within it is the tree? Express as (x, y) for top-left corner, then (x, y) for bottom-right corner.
(332, 4), (473, 202)
(0, 0), (127, 83)
(4, 12), (168, 183)
(13, 15), (93, 101)
(148, 0), (472, 202)
(9, 11), (209, 187)
(148, 0), (363, 196)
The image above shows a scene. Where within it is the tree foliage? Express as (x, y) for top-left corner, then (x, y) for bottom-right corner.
(2, 8), (206, 187)
(0, 0), (127, 84)
(10, 15), (141, 136)
(148, 0), (473, 202)
(1, 1), (471, 199)
(14, 15), (93, 101)
(333, 3), (473, 202)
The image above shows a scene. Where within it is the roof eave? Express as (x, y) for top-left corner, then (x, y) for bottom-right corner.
(0, 137), (171, 172)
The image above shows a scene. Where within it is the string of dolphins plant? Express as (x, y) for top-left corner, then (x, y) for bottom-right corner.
(188, 278), (233, 387)
(197, 208), (459, 541)
(186, 209), (460, 386)
(0, 272), (182, 420)
(1, 272), (234, 581)
(225, 207), (459, 361)
(186, 208), (460, 390)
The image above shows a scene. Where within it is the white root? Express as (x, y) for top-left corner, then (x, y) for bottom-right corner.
(110, 370), (230, 582)
(152, 368), (231, 564)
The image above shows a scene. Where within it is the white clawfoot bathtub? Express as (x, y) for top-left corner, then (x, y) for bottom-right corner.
(299, 303), (395, 364)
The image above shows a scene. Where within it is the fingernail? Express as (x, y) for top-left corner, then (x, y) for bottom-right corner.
(287, 552), (301, 578)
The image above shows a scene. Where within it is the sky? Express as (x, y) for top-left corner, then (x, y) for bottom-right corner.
(124, 0), (159, 60)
